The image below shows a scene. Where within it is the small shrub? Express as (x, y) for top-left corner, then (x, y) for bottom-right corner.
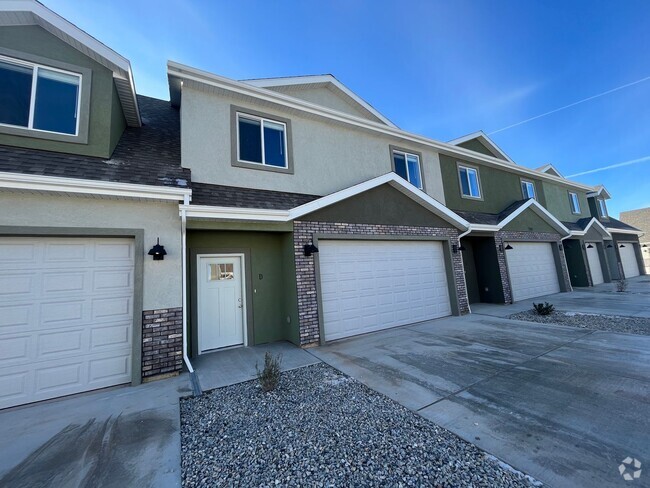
(256, 352), (282, 392)
(532, 302), (555, 315)
(615, 279), (628, 292)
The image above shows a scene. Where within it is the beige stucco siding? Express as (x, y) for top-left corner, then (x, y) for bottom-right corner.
(180, 86), (446, 203)
(0, 191), (181, 310)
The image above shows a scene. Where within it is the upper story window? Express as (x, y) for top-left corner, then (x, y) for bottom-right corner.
(237, 112), (287, 168)
(0, 55), (81, 136)
(569, 192), (581, 214)
(458, 164), (481, 199)
(521, 180), (536, 200)
(391, 148), (423, 189)
(597, 198), (608, 218)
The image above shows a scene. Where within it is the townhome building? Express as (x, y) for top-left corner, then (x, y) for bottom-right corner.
(0, 0), (644, 410)
(620, 207), (650, 273)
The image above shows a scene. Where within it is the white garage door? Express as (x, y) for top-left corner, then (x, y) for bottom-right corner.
(619, 244), (640, 278)
(506, 242), (561, 302)
(0, 237), (134, 409)
(586, 244), (604, 285)
(319, 240), (452, 341)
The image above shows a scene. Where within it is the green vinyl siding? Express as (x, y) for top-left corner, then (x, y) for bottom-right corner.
(541, 182), (590, 222)
(440, 155), (544, 213)
(0, 25), (125, 158)
(187, 230), (299, 349)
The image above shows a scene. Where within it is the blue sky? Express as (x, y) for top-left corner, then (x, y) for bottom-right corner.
(44, 0), (650, 217)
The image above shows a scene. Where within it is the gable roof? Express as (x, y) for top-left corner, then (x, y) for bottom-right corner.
(563, 217), (611, 238)
(498, 199), (570, 236)
(0, 0), (141, 127)
(587, 184), (612, 200)
(0, 96), (188, 189)
(447, 131), (516, 164)
(535, 164), (564, 177)
(181, 173), (470, 230)
(243, 75), (397, 128)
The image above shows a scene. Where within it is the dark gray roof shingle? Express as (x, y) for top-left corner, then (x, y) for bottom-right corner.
(191, 182), (319, 210)
(604, 217), (641, 232)
(456, 199), (530, 226)
(0, 95), (189, 188)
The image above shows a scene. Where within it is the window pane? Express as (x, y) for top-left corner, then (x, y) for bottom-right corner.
(32, 68), (79, 134)
(263, 121), (286, 167)
(238, 116), (262, 163)
(393, 152), (408, 180)
(467, 169), (480, 197)
(522, 181), (535, 199)
(0, 60), (33, 127)
(599, 199), (607, 216)
(406, 155), (422, 188)
(209, 263), (235, 281)
(459, 168), (470, 195)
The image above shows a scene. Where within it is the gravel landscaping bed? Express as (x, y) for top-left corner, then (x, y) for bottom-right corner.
(181, 363), (538, 487)
(509, 310), (650, 335)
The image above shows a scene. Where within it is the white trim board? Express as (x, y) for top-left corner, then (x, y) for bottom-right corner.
(587, 185), (612, 200)
(167, 61), (597, 193)
(569, 218), (611, 238)
(0, 0), (141, 127)
(535, 164), (564, 178)
(0, 171), (191, 201)
(244, 74), (397, 128)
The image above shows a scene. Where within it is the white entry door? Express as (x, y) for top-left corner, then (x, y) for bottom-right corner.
(0, 237), (134, 409)
(198, 255), (245, 353)
(619, 244), (640, 278)
(585, 244), (604, 285)
(319, 240), (452, 342)
(506, 242), (561, 302)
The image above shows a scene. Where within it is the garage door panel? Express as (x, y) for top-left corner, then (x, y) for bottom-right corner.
(619, 245), (640, 278)
(0, 237), (134, 409)
(507, 242), (561, 302)
(320, 240), (451, 341)
(586, 245), (604, 285)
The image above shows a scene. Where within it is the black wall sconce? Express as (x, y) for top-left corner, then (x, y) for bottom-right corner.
(643, 244), (648, 248)
(607, 243), (613, 248)
(586, 243), (594, 249)
(452, 244), (466, 254)
(619, 244), (626, 248)
(148, 238), (167, 261)
(505, 243), (513, 250)
(303, 243), (319, 257)
(558, 244), (563, 251)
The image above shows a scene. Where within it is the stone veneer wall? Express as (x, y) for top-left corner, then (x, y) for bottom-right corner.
(495, 231), (572, 304)
(293, 220), (469, 347)
(142, 307), (183, 379)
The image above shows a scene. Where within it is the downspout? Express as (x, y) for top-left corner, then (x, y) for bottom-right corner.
(181, 195), (198, 392)
(457, 227), (472, 314)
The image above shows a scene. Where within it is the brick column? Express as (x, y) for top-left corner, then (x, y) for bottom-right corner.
(142, 307), (183, 380)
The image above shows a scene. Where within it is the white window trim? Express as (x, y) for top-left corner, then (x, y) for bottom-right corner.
(236, 112), (288, 169)
(569, 191), (581, 214)
(458, 164), (482, 199)
(392, 150), (423, 189)
(0, 54), (82, 137)
(598, 198), (608, 218)
(521, 180), (536, 200)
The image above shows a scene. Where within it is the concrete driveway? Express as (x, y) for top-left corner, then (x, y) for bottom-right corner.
(311, 311), (650, 487)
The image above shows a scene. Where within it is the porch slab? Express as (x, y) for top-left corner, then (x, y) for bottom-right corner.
(192, 341), (320, 392)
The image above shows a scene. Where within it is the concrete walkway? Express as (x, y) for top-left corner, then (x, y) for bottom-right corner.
(0, 341), (317, 488)
(311, 313), (650, 487)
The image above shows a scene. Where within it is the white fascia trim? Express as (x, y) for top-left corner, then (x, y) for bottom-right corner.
(2, 0), (141, 126)
(468, 224), (501, 232)
(536, 164), (564, 178)
(447, 130), (516, 164)
(167, 61), (595, 192)
(244, 74), (397, 128)
(498, 199), (571, 237)
(587, 185), (612, 200)
(581, 217), (612, 238)
(180, 204), (290, 222)
(288, 173), (470, 230)
(606, 227), (644, 236)
(0, 172), (191, 201)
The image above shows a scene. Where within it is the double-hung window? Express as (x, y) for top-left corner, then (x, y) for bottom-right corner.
(237, 112), (288, 168)
(569, 192), (581, 214)
(392, 150), (423, 189)
(597, 198), (608, 218)
(458, 165), (481, 199)
(521, 180), (536, 200)
(0, 55), (81, 136)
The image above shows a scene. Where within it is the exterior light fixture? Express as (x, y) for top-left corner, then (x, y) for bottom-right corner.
(558, 244), (563, 251)
(607, 244), (613, 248)
(505, 244), (513, 250)
(453, 244), (466, 253)
(643, 244), (648, 248)
(303, 243), (319, 257)
(586, 243), (594, 249)
(619, 244), (626, 248)
(148, 238), (167, 261)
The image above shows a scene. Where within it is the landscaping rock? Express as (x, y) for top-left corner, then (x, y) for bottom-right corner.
(509, 310), (650, 336)
(181, 363), (538, 487)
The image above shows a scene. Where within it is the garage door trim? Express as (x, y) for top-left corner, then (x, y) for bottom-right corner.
(312, 233), (460, 344)
(0, 225), (144, 387)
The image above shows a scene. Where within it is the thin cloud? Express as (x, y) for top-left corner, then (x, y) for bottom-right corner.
(566, 156), (650, 177)
(488, 75), (650, 135)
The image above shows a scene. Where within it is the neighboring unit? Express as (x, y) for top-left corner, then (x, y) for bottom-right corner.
(620, 206), (650, 274)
